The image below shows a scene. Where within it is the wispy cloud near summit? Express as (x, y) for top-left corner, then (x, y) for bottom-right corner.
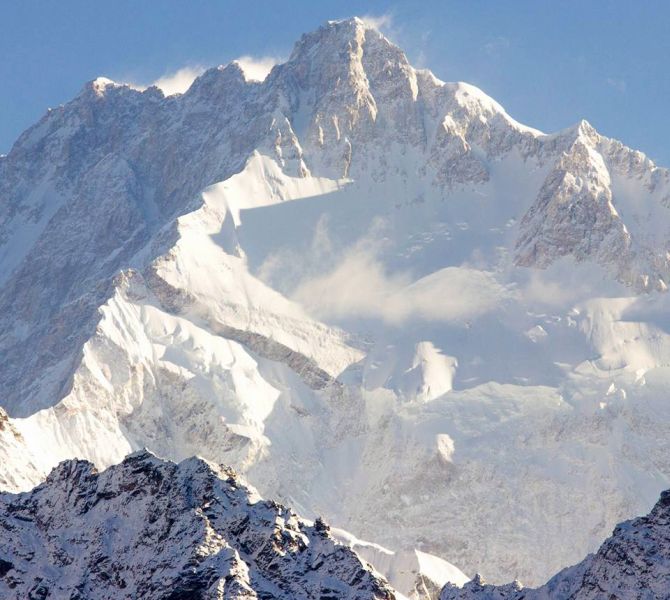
(152, 66), (205, 95)
(359, 13), (394, 31)
(127, 56), (280, 95)
(235, 56), (279, 82)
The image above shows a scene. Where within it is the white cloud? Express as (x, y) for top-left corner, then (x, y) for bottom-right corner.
(360, 13), (394, 31)
(260, 216), (508, 326)
(123, 57), (278, 96)
(152, 66), (205, 96)
(291, 246), (509, 325)
(292, 250), (409, 322)
(235, 55), (279, 82)
(519, 257), (625, 308)
(484, 36), (510, 57)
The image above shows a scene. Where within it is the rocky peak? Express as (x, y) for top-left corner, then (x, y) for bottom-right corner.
(283, 17), (400, 76)
(515, 114), (670, 291)
(269, 18), (378, 175)
(186, 62), (249, 102)
(0, 451), (398, 599)
(564, 119), (600, 146)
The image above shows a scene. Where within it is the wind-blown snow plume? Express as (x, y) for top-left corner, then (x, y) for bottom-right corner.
(235, 55), (279, 81)
(152, 65), (205, 95)
(292, 248), (508, 324)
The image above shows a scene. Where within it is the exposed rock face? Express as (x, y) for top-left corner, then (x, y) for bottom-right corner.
(440, 490), (670, 599)
(0, 451), (396, 600)
(515, 121), (670, 291)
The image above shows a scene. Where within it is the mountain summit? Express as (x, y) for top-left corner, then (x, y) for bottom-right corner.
(2, 17), (670, 590)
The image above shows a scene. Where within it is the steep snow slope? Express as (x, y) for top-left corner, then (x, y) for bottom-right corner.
(332, 527), (469, 600)
(3, 16), (670, 589)
(440, 488), (670, 599)
(0, 451), (398, 600)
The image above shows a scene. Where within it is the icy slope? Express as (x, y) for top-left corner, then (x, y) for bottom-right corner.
(440, 488), (670, 599)
(0, 450), (398, 600)
(332, 527), (469, 600)
(3, 16), (670, 590)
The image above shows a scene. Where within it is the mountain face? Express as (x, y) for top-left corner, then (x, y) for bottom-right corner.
(0, 451), (397, 600)
(3, 16), (670, 590)
(440, 489), (670, 599)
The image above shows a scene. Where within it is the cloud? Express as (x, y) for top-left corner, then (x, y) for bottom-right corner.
(518, 257), (625, 308)
(606, 77), (627, 93)
(291, 246), (509, 325)
(259, 217), (508, 326)
(122, 57), (278, 96)
(360, 13), (394, 31)
(484, 36), (510, 57)
(235, 55), (279, 82)
(292, 250), (409, 322)
(152, 66), (205, 96)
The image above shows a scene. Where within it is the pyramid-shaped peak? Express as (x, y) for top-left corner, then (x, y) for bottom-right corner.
(575, 118), (597, 137)
(287, 16), (401, 66)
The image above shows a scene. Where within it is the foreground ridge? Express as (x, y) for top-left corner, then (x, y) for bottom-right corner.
(441, 490), (670, 599)
(0, 451), (397, 600)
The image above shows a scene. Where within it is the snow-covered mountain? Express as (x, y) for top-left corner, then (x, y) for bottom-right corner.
(440, 488), (670, 599)
(0, 450), (398, 599)
(3, 16), (670, 589)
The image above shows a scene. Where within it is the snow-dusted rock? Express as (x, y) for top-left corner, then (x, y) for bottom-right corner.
(515, 120), (670, 291)
(0, 450), (397, 600)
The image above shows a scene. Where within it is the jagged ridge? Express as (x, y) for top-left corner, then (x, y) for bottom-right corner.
(0, 451), (396, 599)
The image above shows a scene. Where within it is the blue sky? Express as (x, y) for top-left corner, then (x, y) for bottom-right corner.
(1, 0), (668, 165)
